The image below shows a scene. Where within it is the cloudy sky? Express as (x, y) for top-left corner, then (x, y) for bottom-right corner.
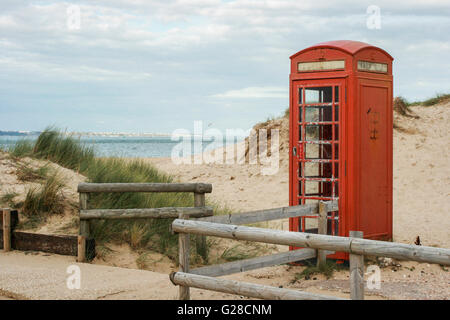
(1, 0), (449, 133)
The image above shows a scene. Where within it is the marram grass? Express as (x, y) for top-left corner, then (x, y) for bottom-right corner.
(8, 127), (216, 263)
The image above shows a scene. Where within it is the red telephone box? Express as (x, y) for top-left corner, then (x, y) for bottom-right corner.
(289, 40), (393, 260)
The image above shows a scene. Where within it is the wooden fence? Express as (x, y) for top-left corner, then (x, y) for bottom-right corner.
(170, 201), (450, 300)
(5, 181), (450, 300)
(77, 182), (213, 262)
(170, 200), (340, 300)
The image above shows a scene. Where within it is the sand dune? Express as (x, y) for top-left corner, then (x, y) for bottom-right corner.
(1, 102), (448, 299)
(149, 103), (450, 248)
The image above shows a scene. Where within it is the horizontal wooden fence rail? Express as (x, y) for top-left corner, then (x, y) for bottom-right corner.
(196, 200), (338, 225)
(80, 207), (213, 220)
(190, 248), (335, 278)
(170, 272), (346, 300)
(78, 183), (212, 194)
(172, 220), (450, 266)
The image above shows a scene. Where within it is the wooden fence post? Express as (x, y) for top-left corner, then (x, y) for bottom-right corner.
(78, 193), (90, 262)
(194, 192), (208, 262)
(316, 201), (327, 268)
(178, 212), (190, 300)
(77, 236), (86, 263)
(349, 231), (364, 300)
(3, 209), (11, 252)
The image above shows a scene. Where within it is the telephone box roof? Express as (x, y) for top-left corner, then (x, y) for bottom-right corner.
(290, 40), (394, 60)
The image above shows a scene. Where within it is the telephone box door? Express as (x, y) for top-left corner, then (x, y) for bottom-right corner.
(290, 79), (345, 241)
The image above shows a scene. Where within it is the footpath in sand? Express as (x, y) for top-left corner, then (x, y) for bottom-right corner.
(0, 251), (261, 300)
(0, 251), (356, 300)
(0, 251), (173, 300)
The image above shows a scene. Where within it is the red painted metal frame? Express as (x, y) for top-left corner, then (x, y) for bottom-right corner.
(289, 41), (394, 260)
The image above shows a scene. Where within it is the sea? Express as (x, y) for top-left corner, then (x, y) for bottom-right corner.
(0, 133), (242, 158)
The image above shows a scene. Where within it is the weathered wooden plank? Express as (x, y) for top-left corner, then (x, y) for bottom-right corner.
(173, 219), (351, 251)
(79, 193), (89, 262)
(0, 231), (95, 258)
(79, 193), (89, 237)
(191, 249), (318, 277)
(172, 220), (450, 266)
(194, 193), (208, 262)
(170, 272), (346, 300)
(178, 212), (190, 300)
(78, 183), (212, 194)
(0, 209), (19, 230)
(80, 207), (213, 220)
(197, 204), (318, 225)
(349, 231), (364, 300)
(349, 237), (450, 265)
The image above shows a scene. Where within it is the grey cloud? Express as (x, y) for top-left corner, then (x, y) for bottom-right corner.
(0, 0), (448, 132)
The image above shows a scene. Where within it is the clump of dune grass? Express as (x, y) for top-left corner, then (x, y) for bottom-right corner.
(95, 244), (114, 261)
(0, 192), (19, 208)
(16, 163), (49, 182)
(217, 241), (275, 263)
(394, 97), (419, 118)
(220, 244), (260, 262)
(294, 260), (345, 281)
(9, 139), (34, 158)
(393, 97), (422, 134)
(31, 127), (95, 172)
(408, 93), (450, 107)
(21, 173), (67, 217)
(128, 223), (148, 250)
(136, 252), (152, 270)
(83, 157), (195, 261)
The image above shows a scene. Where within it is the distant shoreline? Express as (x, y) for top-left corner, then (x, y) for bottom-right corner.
(0, 131), (41, 136)
(0, 131), (172, 138)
